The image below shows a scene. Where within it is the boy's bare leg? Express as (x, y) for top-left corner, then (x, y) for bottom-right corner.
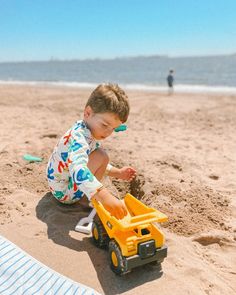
(87, 148), (109, 181)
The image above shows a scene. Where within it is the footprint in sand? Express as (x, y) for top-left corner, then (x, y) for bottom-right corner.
(208, 174), (219, 180)
(34, 230), (47, 237)
(41, 133), (58, 139)
(192, 231), (233, 246)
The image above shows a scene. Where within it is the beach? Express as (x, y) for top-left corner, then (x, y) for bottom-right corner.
(0, 84), (235, 295)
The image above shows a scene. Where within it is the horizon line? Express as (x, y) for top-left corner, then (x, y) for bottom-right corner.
(0, 52), (235, 63)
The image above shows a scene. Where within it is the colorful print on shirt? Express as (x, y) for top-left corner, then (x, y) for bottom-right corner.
(47, 120), (102, 203)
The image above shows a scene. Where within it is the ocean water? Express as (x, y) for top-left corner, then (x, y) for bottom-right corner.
(0, 55), (236, 93)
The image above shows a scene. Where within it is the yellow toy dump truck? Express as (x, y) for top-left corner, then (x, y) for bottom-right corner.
(91, 193), (168, 275)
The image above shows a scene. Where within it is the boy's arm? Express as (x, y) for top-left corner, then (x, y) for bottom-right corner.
(68, 130), (103, 199)
(106, 164), (136, 181)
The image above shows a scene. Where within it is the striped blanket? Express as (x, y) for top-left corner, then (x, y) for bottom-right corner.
(0, 235), (101, 295)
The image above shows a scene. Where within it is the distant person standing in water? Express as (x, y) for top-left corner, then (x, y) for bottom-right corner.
(167, 70), (174, 95)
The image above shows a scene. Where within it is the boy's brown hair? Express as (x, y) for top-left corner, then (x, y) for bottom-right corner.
(86, 83), (130, 122)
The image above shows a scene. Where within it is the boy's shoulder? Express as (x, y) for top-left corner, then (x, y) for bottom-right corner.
(72, 119), (86, 131)
(71, 120), (93, 142)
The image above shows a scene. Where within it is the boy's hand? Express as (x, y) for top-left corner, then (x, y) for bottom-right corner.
(93, 188), (127, 219)
(118, 166), (136, 181)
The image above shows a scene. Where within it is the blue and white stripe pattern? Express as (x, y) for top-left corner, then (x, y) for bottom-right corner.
(0, 235), (101, 295)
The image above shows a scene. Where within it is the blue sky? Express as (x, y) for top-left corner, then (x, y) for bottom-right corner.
(0, 0), (235, 61)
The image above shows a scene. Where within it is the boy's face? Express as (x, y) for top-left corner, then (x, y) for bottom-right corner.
(84, 106), (122, 140)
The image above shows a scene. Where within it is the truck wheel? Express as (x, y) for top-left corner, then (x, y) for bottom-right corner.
(109, 240), (128, 275)
(149, 261), (162, 271)
(92, 217), (109, 248)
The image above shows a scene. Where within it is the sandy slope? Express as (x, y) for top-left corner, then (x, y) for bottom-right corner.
(0, 84), (235, 295)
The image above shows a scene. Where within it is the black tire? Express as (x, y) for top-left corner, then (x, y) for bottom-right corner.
(92, 216), (109, 248)
(148, 261), (162, 271)
(109, 240), (128, 275)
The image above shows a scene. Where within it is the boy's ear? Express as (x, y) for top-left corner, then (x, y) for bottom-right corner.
(84, 106), (93, 118)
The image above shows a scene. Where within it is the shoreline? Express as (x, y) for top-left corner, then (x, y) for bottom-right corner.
(0, 80), (236, 96)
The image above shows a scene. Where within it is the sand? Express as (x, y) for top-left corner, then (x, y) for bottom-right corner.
(0, 84), (235, 295)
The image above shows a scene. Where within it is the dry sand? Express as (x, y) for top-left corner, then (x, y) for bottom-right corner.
(0, 84), (236, 295)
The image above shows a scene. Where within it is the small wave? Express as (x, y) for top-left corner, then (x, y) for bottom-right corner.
(0, 80), (97, 89)
(174, 84), (236, 94)
(123, 83), (236, 94)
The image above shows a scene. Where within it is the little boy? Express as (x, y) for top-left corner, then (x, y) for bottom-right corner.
(46, 83), (136, 219)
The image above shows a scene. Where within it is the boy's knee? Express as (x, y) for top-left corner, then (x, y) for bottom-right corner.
(97, 148), (109, 165)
